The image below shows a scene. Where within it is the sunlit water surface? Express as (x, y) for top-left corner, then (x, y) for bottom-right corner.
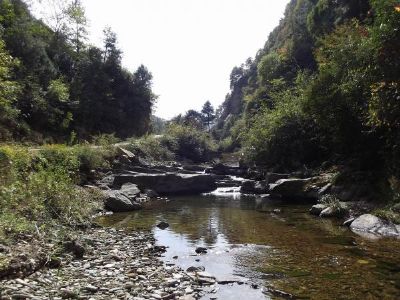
(97, 193), (400, 300)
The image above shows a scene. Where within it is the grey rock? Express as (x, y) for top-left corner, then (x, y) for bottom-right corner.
(266, 173), (290, 184)
(182, 165), (206, 172)
(0, 244), (10, 253)
(144, 189), (159, 198)
(83, 284), (98, 293)
(186, 266), (205, 272)
(319, 206), (341, 218)
(195, 247), (207, 254)
(269, 178), (319, 200)
(117, 147), (135, 159)
(104, 190), (142, 212)
(350, 214), (399, 237)
(205, 163), (247, 176)
(120, 183), (141, 199)
(343, 217), (355, 227)
(63, 240), (85, 259)
(240, 180), (269, 194)
(318, 183), (332, 196)
(156, 221), (169, 230)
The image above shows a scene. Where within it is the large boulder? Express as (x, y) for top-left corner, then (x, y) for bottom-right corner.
(113, 173), (217, 195)
(350, 214), (400, 238)
(269, 175), (333, 200)
(240, 180), (269, 194)
(120, 183), (141, 199)
(104, 190), (142, 212)
(269, 178), (319, 200)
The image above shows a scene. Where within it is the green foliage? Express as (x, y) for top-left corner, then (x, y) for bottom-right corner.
(201, 101), (215, 131)
(216, 0), (399, 195)
(0, 37), (20, 139)
(165, 123), (217, 163)
(129, 135), (175, 162)
(258, 51), (291, 85)
(48, 78), (70, 103)
(91, 133), (121, 146)
(318, 194), (346, 215)
(0, 0), (156, 142)
(243, 72), (324, 169)
(130, 123), (217, 163)
(0, 144), (108, 240)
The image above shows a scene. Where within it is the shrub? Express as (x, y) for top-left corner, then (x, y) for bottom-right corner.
(128, 135), (175, 162)
(165, 124), (217, 163)
(0, 144), (107, 241)
(91, 133), (121, 146)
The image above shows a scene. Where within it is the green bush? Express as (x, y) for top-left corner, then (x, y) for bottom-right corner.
(91, 133), (121, 146)
(128, 124), (217, 163)
(165, 124), (217, 163)
(128, 135), (175, 162)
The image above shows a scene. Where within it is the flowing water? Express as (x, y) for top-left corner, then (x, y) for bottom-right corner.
(97, 191), (400, 300)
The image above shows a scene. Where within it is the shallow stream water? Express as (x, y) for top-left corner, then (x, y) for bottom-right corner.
(97, 191), (400, 299)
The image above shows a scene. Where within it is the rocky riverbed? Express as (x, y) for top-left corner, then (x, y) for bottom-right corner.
(0, 227), (214, 300)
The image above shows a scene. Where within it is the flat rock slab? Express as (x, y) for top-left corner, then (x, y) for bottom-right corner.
(113, 173), (217, 195)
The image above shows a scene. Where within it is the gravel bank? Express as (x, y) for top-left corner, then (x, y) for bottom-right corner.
(0, 228), (205, 300)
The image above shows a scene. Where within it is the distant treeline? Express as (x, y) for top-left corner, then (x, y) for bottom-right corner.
(0, 0), (156, 143)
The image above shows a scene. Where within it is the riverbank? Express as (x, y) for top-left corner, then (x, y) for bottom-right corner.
(1, 142), (400, 299)
(1, 227), (212, 300)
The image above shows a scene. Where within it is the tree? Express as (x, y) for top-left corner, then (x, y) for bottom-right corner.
(103, 26), (121, 63)
(66, 0), (87, 55)
(0, 37), (20, 139)
(201, 101), (215, 132)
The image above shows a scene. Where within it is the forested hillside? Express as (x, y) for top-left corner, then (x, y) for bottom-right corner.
(215, 0), (399, 180)
(0, 0), (155, 142)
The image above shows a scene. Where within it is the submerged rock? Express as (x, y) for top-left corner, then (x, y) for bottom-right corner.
(157, 221), (170, 230)
(350, 214), (399, 238)
(195, 247), (208, 254)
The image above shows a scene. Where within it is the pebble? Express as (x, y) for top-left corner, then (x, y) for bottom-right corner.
(1, 228), (205, 300)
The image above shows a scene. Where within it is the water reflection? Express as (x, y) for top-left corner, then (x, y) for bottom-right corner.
(97, 194), (400, 299)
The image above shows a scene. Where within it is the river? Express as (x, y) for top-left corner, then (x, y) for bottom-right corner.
(97, 189), (400, 299)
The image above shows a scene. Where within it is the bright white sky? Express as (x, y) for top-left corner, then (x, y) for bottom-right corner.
(34, 0), (288, 120)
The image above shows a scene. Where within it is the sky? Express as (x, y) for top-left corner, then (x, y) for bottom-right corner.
(33, 0), (289, 120)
